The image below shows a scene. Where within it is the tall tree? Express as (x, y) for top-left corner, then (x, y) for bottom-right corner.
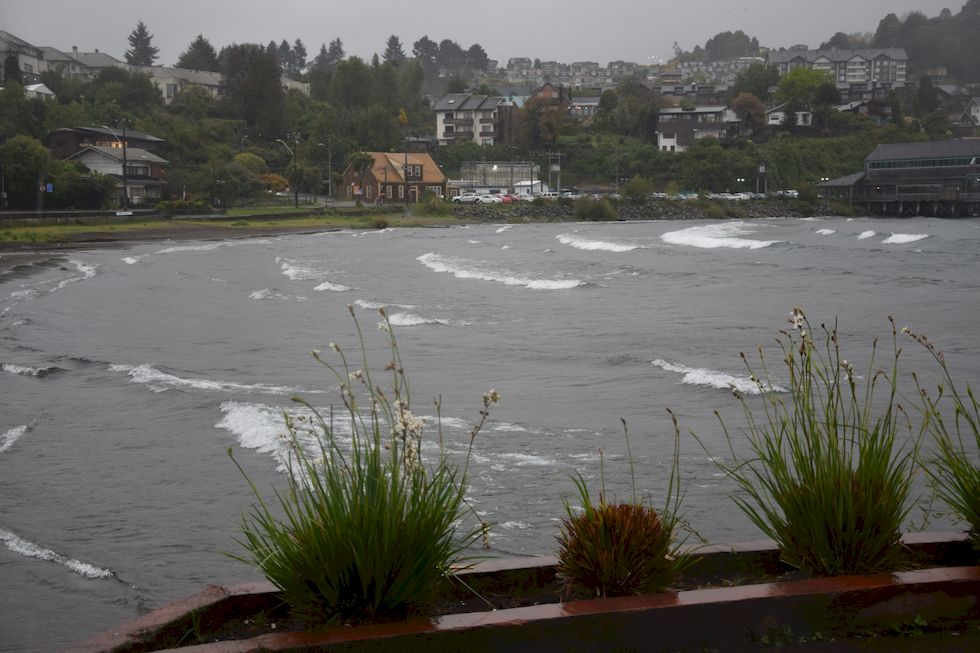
(466, 44), (489, 72)
(383, 35), (406, 66)
(438, 39), (465, 75)
(3, 55), (23, 85)
(412, 35), (439, 76)
(292, 39), (307, 75)
(221, 43), (286, 135)
(176, 34), (219, 71)
(729, 63), (779, 103)
(124, 20), (159, 66)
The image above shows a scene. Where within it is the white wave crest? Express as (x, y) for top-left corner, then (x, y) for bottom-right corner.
(109, 363), (308, 395)
(0, 527), (114, 579)
(417, 253), (583, 290)
(121, 256), (142, 265)
(495, 452), (554, 467)
(858, 230), (876, 240)
(652, 359), (785, 394)
(155, 240), (270, 255)
(882, 233), (929, 244)
(53, 260), (97, 290)
(0, 424), (31, 454)
(249, 289), (307, 302)
(277, 257), (332, 281)
(354, 299), (416, 311)
(2, 363), (57, 377)
(388, 312), (451, 327)
(495, 226), (513, 233)
(314, 281), (351, 292)
(10, 289), (39, 300)
(815, 229), (836, 236)
(661, 222), (780, 250)
(556, 234), (641, 252)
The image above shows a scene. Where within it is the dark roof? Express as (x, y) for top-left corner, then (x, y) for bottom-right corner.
(768, 48), (907, 64)
(865, 139), (980, 162)
(51, 126), (166, 143)
(433, 93), (504, 112)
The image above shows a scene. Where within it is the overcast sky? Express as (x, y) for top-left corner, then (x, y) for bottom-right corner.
(2, 0), (962, 67)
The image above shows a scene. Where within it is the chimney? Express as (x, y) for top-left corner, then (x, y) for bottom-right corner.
(72, 46), (78, 53)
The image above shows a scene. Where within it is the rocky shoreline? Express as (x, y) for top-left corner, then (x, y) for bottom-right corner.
(452, 198), (843, 221)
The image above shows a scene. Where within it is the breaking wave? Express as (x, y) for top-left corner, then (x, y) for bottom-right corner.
(388, 312), (452, 327)
(556, 234), (642, 252)
(53, 260), (97, 291)
(882, 233), (929, 245)
(815, 229), (836, 236)
(417, 253), (584, 290)
(660, 222), (780, 250)
(0, 423), (32, 454)
(858, 231), (876, 240)
(249, 288), (307, 302)
(0, 527), (114, 579)
(155, 239), (270, 255)
(2, 363), (63, 377)
(109, 363), (311, 395)
(652, 359), (785, 394)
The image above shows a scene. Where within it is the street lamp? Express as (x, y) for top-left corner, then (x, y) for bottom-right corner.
(103, 122), (128, 209)
(276, 134), (299, 209)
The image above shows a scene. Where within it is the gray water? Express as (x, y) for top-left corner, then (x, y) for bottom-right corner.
(1, 216), (978, 651)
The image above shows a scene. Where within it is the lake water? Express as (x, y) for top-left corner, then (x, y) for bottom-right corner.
(2, 216), (978, 650)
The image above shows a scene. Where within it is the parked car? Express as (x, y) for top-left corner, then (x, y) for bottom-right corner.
(453, 193), (481, 203)
(536, 192), (560, 200)
(495, 194), (515, 203)
(477, 194), (503, 204)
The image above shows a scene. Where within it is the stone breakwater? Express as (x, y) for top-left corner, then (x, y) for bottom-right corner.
(452, 199), (842, 222)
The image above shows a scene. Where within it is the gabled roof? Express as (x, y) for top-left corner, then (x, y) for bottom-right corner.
(141, 66), (223, 85)
(67, 146), (169, 165)
(363, 152), (446, 185)
(70, 51), (127, 69)
(865, 139), (980, 162)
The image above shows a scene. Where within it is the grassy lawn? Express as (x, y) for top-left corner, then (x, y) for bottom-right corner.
(0, 212), (467, 244)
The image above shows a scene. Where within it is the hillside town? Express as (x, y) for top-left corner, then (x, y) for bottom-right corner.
(1, 3), (979, 215)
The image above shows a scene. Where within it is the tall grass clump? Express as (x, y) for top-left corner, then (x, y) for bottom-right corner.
(706, 308), (922, 576)
(229, 306), (495, 623)
(906, 327), (980, 548)
(556, 417), (691, 597)
(573, 197), (618, 221)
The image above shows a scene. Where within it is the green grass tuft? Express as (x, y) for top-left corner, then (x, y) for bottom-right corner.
(703, 308), (922, 576)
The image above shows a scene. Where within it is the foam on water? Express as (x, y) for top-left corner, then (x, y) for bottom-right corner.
(651, 359), (785, 395)
(249, 289), (307, 302)
(52, 260), (97, 291)
(815, 229), (836, 236)
(10, 289), (39, 300)
(858, 231), (876, 240)
(314, 281), (351, 292)
(417, 253), (584, 290)
(495, 226), (513, 233)
(354, 299), (416, 311)
(121, 256), (143, 265)
(2, 363), (60, 377)
(387, 312), (451, 327)
(109, 363), (310, 395)
(278, 257), (334, 281)
(155, 239), (271, 255)
(882, 233), (929, 244)
(556, 234), (642, 252)
(660, 222), (780, 250)
(0, 527), (114, 579)
(0, 424), (31, 454)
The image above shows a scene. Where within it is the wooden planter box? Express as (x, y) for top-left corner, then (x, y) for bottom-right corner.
(72, 533), (980, 653)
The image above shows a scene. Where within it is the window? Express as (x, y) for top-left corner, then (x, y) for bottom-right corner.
(365, 185), (373, 199)
(386, 185), (392, 198)
(398, 185), (405, 199)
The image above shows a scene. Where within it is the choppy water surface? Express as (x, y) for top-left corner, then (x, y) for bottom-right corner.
(2, 216), (979, 650)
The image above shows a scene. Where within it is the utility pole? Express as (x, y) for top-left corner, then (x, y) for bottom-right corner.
(121, 121), (129, 208)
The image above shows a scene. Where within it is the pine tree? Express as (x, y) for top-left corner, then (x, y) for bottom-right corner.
(125, 20), (159, 66)
(383, 35), (406, 66)
(176, 34), (219, 71)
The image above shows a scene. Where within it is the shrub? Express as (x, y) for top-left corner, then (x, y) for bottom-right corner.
(701, 202), (726, 220)
(573, 197), (618, 221)
(413, 192), (452, 217)
(557, 419), (689, 597)
(229, 307), (495, 623)
(705, 308), (922, 576)
(907, 328), (980, 548)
